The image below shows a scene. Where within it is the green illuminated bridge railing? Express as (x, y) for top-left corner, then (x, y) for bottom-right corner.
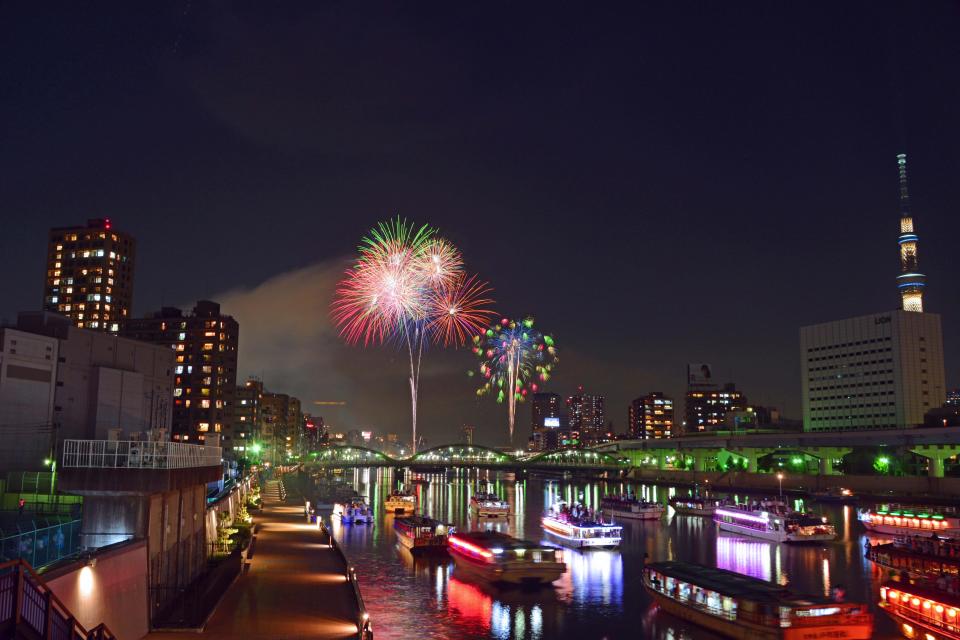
(306, 444), (631, 472)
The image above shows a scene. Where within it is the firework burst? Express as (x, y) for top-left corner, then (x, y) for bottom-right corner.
(473, 317), (558, 443)
(332, 216), (495, 452)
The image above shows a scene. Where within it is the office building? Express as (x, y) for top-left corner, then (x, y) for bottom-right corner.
(801, 310), (945, 430)
(122, 300), (238, 445)
(629, 392), (674, 439)
(1, 312), (173, 470)
(799, 155), (946, 431)
(43, 218), (135, 333)
(461, 425), (475, 445)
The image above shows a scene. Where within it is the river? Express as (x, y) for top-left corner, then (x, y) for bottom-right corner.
(321, 468), (898, 640)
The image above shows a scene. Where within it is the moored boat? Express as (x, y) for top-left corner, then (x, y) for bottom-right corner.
(880, 582), (960, 640)
(644, 560), (873, 639)
(866, 536), (960, 583)
(334, 497), (373, 524)
(394, 516), (453, 554)
(601, 495), (665, 520)
(669, 495), (723, 517)
(385, 489), (417, 515)
(470, 492), (510, 518)
(541, 503), (622, 548)
(859, 505), (960, 538)
(448, 531), (566, 585)
(811, 486), (857, 504)
(714, 504), (836, 543)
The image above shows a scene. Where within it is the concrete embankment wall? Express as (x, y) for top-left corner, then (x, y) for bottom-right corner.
(44, 539), (149, 640)
(630, 468), (960, 498)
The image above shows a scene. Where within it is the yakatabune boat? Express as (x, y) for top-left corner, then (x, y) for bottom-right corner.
(541, 503), (622, 549)
(859, 504), (960, 538)
(394, 516), (453, 554)
(644, 560), (873, 639)
(880, 582), (960, 640)
(448, 531), (566, 585)
(601, 495), (665, 520)
(470, 492), (510, 518)
(385, 489), (416, 515)
(866, 536), (960, 582)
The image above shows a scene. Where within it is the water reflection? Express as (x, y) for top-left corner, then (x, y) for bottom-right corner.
(319, 470), (899, 639)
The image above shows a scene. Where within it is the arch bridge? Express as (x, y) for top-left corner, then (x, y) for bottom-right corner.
(304, 444), (631, 473)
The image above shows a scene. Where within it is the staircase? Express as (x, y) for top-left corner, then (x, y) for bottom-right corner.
(0, 559), (116, 640)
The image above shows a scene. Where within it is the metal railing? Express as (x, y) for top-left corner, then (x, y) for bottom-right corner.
(0, 519), (82, 570)
(61, 440), (222, 470)
(0, 559), (116, 639)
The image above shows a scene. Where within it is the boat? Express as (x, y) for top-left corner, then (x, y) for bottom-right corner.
(866, 536), (960, 582)
(541, 503), (622, 548)
(334, 497), (373, 524)
(601, 495), (666, 520)
(810, 486), (857, 504)
(385, 489), (417, 515)
(644, 560), (873, 639)
(880, 582), (960, 640)
(470, 492), (510, 518)
(859, 504), (960, 538)
(669, 495), (723, 517)
(394, 516), (454, 554)
(714, 503), (836, 543)
(447, 531), (566, 585)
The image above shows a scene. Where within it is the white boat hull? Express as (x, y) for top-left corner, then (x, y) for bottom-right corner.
(718, 520), (834, 543)
(607, 508), (664, 521)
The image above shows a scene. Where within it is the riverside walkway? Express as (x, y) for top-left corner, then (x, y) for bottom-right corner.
(147, 480), (363, 640)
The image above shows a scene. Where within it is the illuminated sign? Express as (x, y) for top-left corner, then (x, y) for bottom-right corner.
(361, 431), (372, 441)
(544, 417), (561, 428)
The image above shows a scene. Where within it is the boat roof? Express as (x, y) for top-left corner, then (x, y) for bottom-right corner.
(396, 516), (445, 526)
(647, 561), (834, 606)
(454, 531), (555, 551)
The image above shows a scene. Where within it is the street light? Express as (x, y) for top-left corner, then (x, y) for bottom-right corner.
(776, 472), (784, 501)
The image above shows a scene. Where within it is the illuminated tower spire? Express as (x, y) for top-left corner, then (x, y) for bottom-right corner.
(895, 153), (925, 312)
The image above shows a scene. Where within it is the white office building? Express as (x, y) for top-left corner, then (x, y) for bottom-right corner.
(801, 310), (945, 431)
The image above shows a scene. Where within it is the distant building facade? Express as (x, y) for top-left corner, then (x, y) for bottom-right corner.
(629, 392), (674, 439)
(233, 378), (264, 456)
(684, 368), (746, 434)
(800, 310), (945, 431)
(43, 218), (135, 333)
(122, 301), (238, 445)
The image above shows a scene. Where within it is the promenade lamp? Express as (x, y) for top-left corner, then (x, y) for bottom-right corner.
(776, 472), (784, 501)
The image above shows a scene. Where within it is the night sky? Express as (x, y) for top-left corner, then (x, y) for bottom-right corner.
(2, 3), (958, 446)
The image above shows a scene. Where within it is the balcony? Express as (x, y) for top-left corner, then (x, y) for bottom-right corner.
(62, 440), (222, 470)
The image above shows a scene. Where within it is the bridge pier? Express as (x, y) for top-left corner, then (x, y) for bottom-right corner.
(909, 445), (960, 478)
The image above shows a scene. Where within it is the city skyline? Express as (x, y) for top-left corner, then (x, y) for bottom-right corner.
(2, 4), (959, 445)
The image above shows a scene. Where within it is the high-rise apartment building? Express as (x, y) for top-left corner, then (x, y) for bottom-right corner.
(532, 392), (564, 431)
(567, 392), (604, 435)
(122, 300), (239, 445)
(629, 392), (674, 439)
(234, 378), (264, 455)
(799, 155), (946, 431)
(685, 383), (746, 433)
(43, 218), (136, 333)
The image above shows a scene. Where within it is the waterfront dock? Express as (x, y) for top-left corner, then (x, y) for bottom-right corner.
(146, 480), (364, 639)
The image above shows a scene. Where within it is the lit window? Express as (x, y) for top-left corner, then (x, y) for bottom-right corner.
(201, 399), (210, 408)
(178, 332), (186, 340)
(202, 343), (213, 351)
(174, 388), (183, 397)
(198, 423), (210, 432)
